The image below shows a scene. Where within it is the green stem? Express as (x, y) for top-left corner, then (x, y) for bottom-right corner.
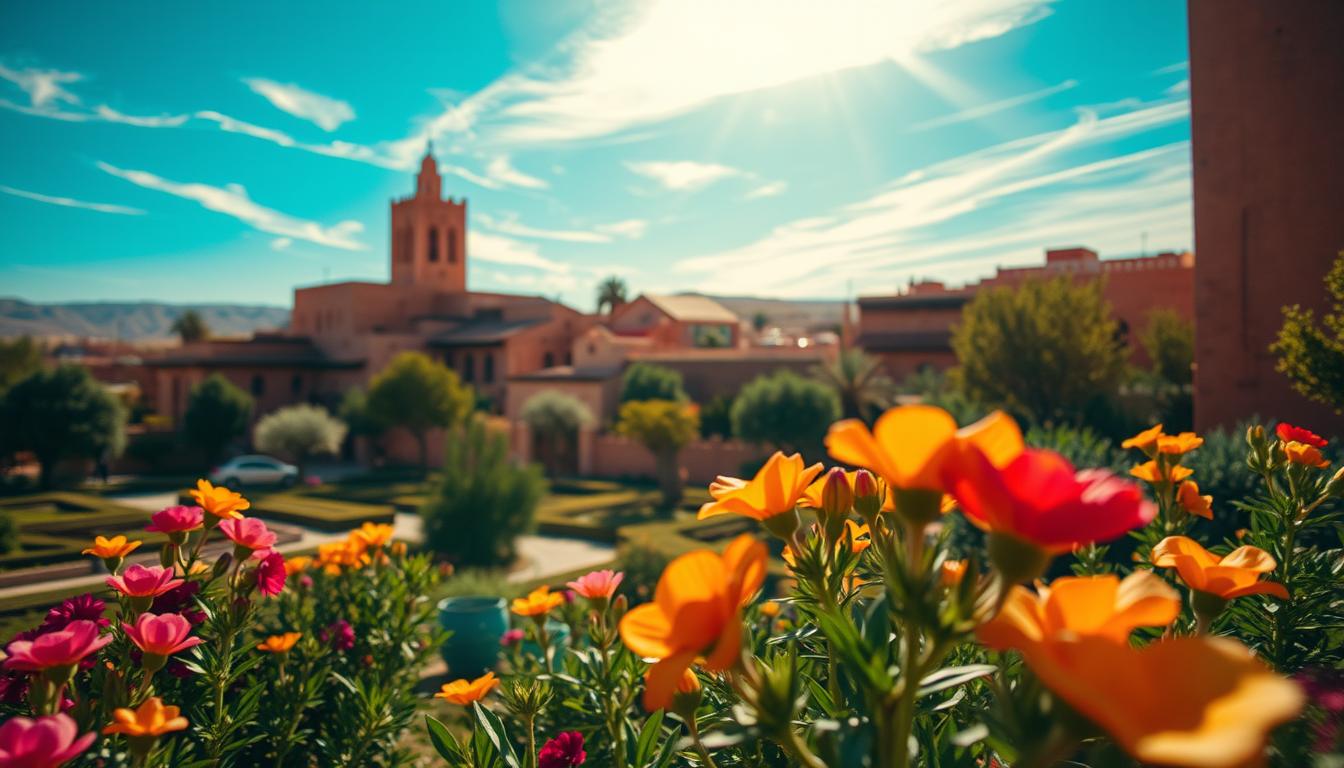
(779, 726), (827, 768)
(524, 713), (537, 768)
(687, 717), (721, 768)
(890, 625), (921, 768)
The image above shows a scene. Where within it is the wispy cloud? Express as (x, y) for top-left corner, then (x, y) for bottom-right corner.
(485, 156), (548, 189)
(0, 184), (145, 215)
(97, 162), (366, 251)
(270, 237), (293, 251)
(626, 160), (745, 191)
(243, 78), (355, 132)
(95, 105), (190, 127)
(1166, 79), (1189, 95)
(909, 79), (1077, 131)
(468, 230), (569, 272)
(0, 64), (82, 107)
(1153, 61), (1188, 75)
(476, 212), (646, 243)
(745, 181), (788, 200)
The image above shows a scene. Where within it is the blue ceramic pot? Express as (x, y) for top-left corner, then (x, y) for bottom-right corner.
(520, 619), (571, 667)
(437, 596), (508, 677)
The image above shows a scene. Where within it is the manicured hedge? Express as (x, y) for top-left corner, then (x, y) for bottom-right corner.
(180, 490), (394, 532)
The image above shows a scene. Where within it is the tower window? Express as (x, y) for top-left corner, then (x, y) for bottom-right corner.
(483, 353), (495, 383)
(428, 226), (439, 262)
(543, 352), (554, 368)
(251, 375), (265, 396)
(291, 374), (302, 395)
(463, 353), (475, 382)
(447, 228), (458, 263)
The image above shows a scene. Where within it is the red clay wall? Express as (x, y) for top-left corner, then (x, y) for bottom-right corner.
(588, 434), (766, 485)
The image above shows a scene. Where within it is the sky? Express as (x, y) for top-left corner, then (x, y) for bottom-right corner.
(0, 0), (1192, 311)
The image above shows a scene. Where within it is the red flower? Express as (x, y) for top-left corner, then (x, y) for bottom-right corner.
(3, 621), (112, 672)
(538, 731), (586, 768)
(254, 551), (287, 597)
(218, 517), (277, 554)
(943, 447), (1155, 553)
(40, 594), (109, 632)
(1277, 423), (1327, 448)
(123, 613), (202, 658)
(145, 505), (205, 534)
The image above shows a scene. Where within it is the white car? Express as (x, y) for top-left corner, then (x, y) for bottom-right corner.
(209, 455), (299, 488)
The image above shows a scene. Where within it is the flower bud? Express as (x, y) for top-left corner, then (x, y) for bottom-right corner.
(1247, 424), (1267, 449)
(1326, 466), (1344, 498)
(821, 468), (854, 519)
(611, 593), (629, 619)
(212, 552), (233, 579)
(761, 507), (801, 541)
(852, 469), (882, 522)
(986, 532), (1051, 587)
(159, 544), (175, 569)
(1190, 589), (1229, 634)
(670, 668), (703, 722)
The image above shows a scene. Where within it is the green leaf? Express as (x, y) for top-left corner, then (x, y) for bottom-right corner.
(472, 702), (522, 768)
(425, 715), (465, 761)
(634, 709), (664, 765)
(917, 664), (996, 698)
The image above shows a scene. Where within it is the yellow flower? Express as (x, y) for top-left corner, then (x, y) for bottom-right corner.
(83, 535), (142, 559)
(257, 632), (302, 653)
(1157, 431), (1204, 455)
(1176, 480), (1214, 520)
(283, 556), (313, 576)
(979, 571), (1181, 647)
(435, 671), (499, 705)
(190, 479), (250, 519)
(698, 452), (823, 522)
(1284, 441), (1330, 469)
(511, 586), (564, 617)
(1129, 460), (1193, 484)
(1121, 424), (1164, 452)
(103, 696), (189, 737)
(351, 522), (395, 549)
(317, 538), (370, 574)
(1151, 536), (1289, 601)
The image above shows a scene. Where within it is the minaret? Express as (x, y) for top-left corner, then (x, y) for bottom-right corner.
(390, 142), (467, 292)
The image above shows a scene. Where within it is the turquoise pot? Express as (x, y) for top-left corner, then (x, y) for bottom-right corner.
(521, 619), (571, 669)
(437, 596), (508, 677)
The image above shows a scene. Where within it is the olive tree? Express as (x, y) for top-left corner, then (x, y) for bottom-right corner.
(253, 404), (348, 477)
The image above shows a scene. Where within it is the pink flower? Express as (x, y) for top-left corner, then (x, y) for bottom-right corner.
(217, 517), (277, 554)
(145, 505), (205, 534)
(3, 621), (112, 672)
(106, 564), (183, 599)
(150, 581), (205, 625)
(319, 619), (355, 651)
(566, 570), (625, 602)
(538, 731), (586, 768)
(40, 594), (108, 632)
(500, 629), (524, 647)
(254, 551), (287, 597)
(123, 613), (202, 658)
(0, 713), (95, 768)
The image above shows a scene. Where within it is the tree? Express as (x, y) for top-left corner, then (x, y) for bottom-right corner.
(171, 309), (210, 343)
(183, 374), (253, 467)
(814, 348), (892, 422)
(253, 404), (348, 477)
(731, 370), (840, 456)
(1141, 309), (1194, 388)
(616, 399), (699, 507)
(337, 387), (381, 438)
(520, 391), (593, 477)
(620, 362), (686, 403)
(752, 312), (769, 333)
(596, 275), (629, 315)
(420, 418), (544, 567)
(0, 365), (126, 488)
(365, 351), (473, 469)
(0, 336), (43, 393)
(950, 277), (1127, 425)
(1272, 252), (1344, 411)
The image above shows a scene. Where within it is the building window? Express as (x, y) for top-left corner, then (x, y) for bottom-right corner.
(543, 352), (554, 368)
(447, 228), (457, 263)
(463, 353), (475, 382)
(291, 374), (302, 395)
(251, 375), (265, 396)
(563, 352), (572, 366)
(483, 353), (495, 383)
(428, 227), (439, 262)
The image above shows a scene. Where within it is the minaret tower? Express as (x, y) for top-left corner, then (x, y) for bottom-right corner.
(390, 143), (467, 292)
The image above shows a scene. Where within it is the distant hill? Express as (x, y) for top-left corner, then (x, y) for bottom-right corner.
(0, 298), (290, 341)
(700, 294), (847, 331)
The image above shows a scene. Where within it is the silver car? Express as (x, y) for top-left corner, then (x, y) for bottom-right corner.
(209, 455), (299, 488)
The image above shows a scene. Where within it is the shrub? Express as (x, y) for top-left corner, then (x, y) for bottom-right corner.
(253, 403), (348, 476)
(1024, 422), (1128, 473)
(615, 399), (699, 507)
(520, 391), (594, 477)
(0, 511), (16, 554)
(0, 365), (127, 488)
(699, 393), (735, 439)
(619, 362), (686, 403)
(420, 418), (544, 567)
(731, 369), (840, 455)
(182, 374), (252, 466)
(1272, 251), (1344, 411)
(0, 335), (42, 394)
(1141, 308), (1194, 388)
(365, 351), (474, 469)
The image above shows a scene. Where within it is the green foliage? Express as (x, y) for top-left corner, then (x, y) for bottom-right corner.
(951, 277), (1127, 426)
(0, 512), (16, 555)
(0, 365), (126, 488)
(699, 393), (735, 439)
(620, 361), (687, 403)
(253, 403), (348, 474)
(1272, 251), (1344, 411)
(813, 348), (892, 422)
(170, 308), (210, 342)
(1024, 422), (1128, 473)
(615, 535), (675, 601)
(1141, 308), (1194, 387)
(596, 274), (629, 314)
(421, 418), (545, 567)
(337, 387), (382, 437)
(0, 335), (42, 393)
(616, 399), (700, 507)
(1181, 420), (1261, 536)
(365, 351), (474, 468)
(731, 369), (840, 455)
(183, 373), (253, 466)
(521, 391), (594, 477)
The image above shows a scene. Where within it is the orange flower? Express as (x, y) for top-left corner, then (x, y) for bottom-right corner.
(825, 407), (1023, 492)
(317, 538), (370, 574)
(1129, 460), (1194, 484)
(620, 534), (766, 710)
(190, 479), (249, 519)
(103, 697), (189, 737)
(351, 522), (395, 549)
(1121, 424), (1164, 452)
(1284, 441), (1330, 469)
(1151, 536), (1289, 600)
(758, 601), (781, 618)
(676, 667), (701, 694)
(83, 535), (141, 559)
(1157, 431), (1203, 455)
(283, 556), (312, 576)
(979, 571), (1181, 646)
(1176, 480), (1213, 520)
(940, 559), (968, 587)
(511, 586), (564, 617)
(843, 519), (871, 553)
(698, 452), (823, 522)
(256, 632), (302, 653)
(434, 671), (499, 705)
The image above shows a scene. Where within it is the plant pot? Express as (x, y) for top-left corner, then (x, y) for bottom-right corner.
(521, 619), (571, 669)
(437, 596), (508, 677)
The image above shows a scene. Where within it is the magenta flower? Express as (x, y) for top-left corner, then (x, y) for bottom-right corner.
(254, 551), (287, 597)
(106, 564), (183, 599)
(319, 619), (356, 651)
(150, 581), (205, 625)
(145, 505), (205, 534)
(3, 621), (111, 672)
(0, 713), (95, 767)
(500, 628), (524, 647)
(40, 594), (108, 632)
(566, 570), (624, 602)
(538, 731), (586, 768)
(123, 612), (202, 659)
(217, 517), (277, 554)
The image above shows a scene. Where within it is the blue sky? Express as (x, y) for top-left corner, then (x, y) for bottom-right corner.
(0, 0), (1191, 310)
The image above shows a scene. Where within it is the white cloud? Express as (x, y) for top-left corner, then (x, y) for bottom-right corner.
(485, 155), (548, 189)
(0, 64), (83, 107)
(745, 181), (788, 199)
(1166, 79), (1189, 95)
(468, 230), (568, 272)
(1153, 61), (1188, 75)
(243, 78), (355, 131)
(596, 219), (647, 239)
(476, 212), (647, 243)
(626, 160), (745, 191)
(97, 162), (366, 251)
(95, 105), (190, 127)
(0, 184), (145, 215)
(485, 270), (580, 293)
(270, 237), (293, 251)
(910, 79), (1077, 131)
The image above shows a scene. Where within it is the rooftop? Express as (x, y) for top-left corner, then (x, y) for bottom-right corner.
(642, 294), (739, 324)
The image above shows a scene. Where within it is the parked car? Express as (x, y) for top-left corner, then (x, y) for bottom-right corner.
(209, 455), (299, 488)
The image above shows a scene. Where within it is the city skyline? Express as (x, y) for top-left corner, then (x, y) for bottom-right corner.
(0, 0), (1191, 309)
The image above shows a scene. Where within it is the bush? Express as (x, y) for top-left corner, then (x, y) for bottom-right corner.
(183, 374), (252, 466)
(619, 362), (686, 403)
(615, 400), (700, 507)
(699, 393), (735, 439)
(253, 403), (348, 476)
(615, 535), (674, 602)
(1272, 251), (1344, 411)
(1024, 422), (1128, 473)
(420, 418), (545, 567)
(365, 351), (474, 469)
(1141, 309), (1194, 388)
(0, 512), (16, 555)
(520, 391), (593, 477)
(731, 369), (840, 455)
(0, 365), (127, 488)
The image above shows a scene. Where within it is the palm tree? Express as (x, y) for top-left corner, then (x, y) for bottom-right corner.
(814, 348), (893, 422)
(171, 309), (209, 343)
(596, 275), (629, 315)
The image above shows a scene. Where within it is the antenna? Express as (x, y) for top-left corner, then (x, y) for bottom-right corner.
(1140, 231), (1149, 257)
